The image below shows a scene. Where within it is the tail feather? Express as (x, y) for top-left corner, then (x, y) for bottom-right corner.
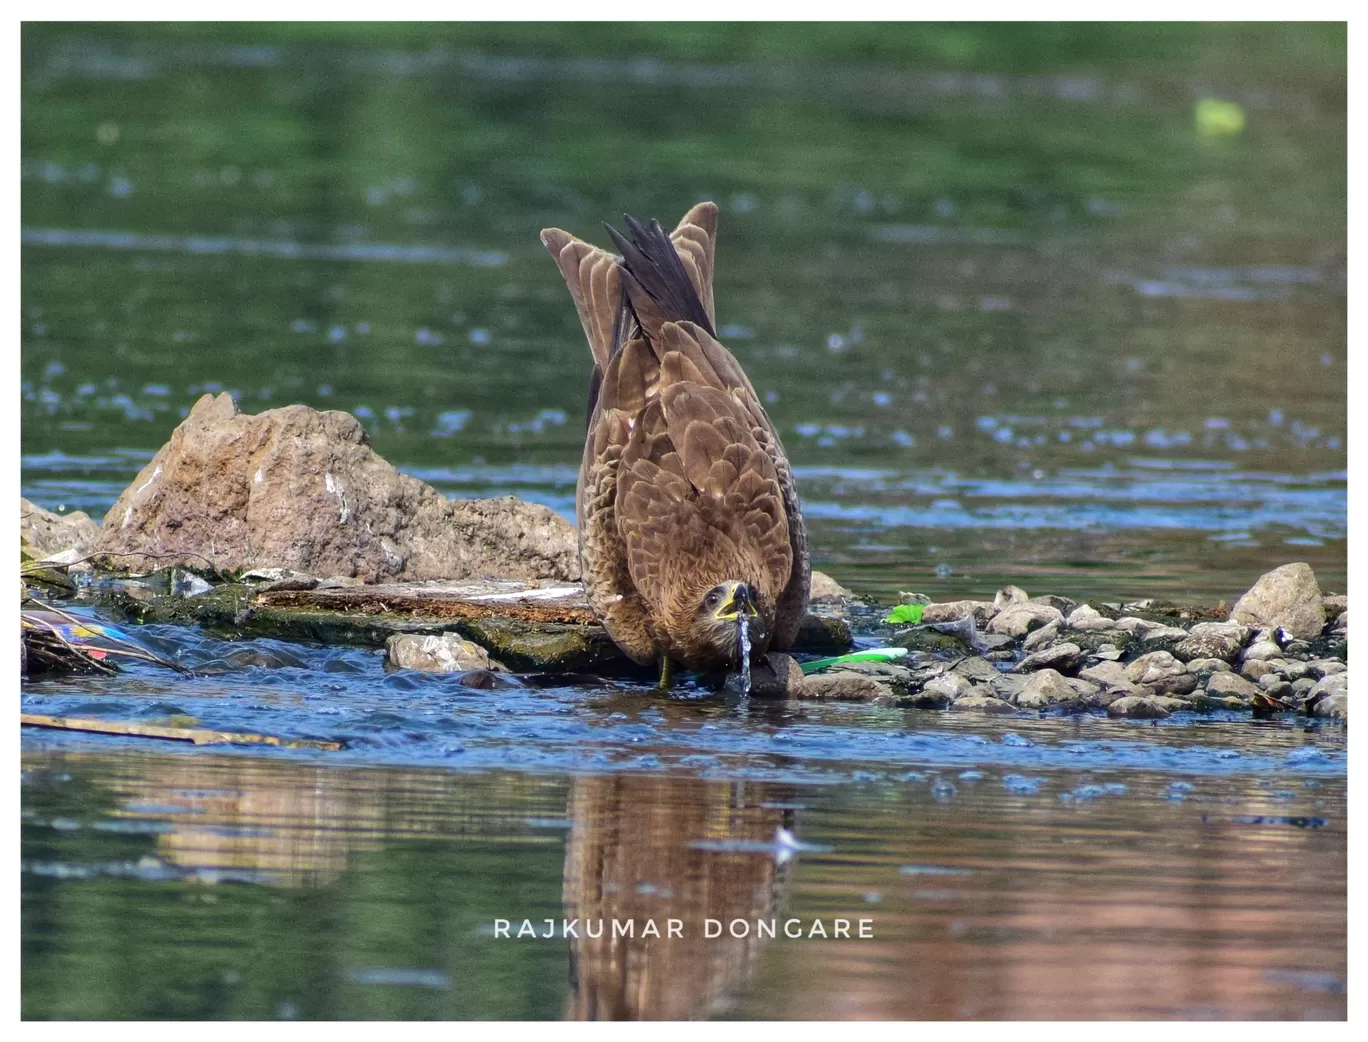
(669, 201), (718, 329)
(539, 228), (627, 370)
(541, 200), (721, 367)
(604, 214), (716, 340)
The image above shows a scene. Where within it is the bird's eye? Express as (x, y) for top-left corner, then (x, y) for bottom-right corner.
(705, 591), (720, 608)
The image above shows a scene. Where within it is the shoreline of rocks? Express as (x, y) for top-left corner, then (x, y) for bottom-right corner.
(19, 397), (1347, 723)
(23, 513), (1350, 722)
(778, 564), (1347, 720)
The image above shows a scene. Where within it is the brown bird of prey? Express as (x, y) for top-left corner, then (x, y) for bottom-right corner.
(540, 202), (810, 686)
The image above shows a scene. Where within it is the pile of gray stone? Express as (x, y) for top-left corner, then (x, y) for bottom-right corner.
(766, 562), (1346, 721)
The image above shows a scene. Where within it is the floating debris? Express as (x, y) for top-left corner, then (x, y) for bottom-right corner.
(20, 598), (190, 677)
(883, 603), (924, 625)
(799, 646), (908, 674)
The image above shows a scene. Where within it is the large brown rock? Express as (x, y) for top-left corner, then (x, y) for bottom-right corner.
(1229, 563), (1325, 640)
(740, 652), (807, 698)
(91, 394), (580, 582)
(1205, 671), (1259, 704)
(949, 693), (1017, 714)
(1106, 695), (1173, 720)
(1015, 642), (1082, 675)
(1078, 660), (1132, 690)
(796, 673), (895, 703)
(1065, 604), (1115, 631)
(919, 673), (974, 706)
(1305, 672), (1347, 713)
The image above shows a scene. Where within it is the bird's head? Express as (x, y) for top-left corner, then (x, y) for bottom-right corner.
(687, 580), (767, 669)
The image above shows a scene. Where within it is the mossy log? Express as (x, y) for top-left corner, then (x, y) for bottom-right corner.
(92, 578), (852, 673)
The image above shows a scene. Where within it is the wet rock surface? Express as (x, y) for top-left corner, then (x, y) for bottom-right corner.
(921, 600), (998, 628)
(90, 393), (580, 582)
(1066, 604), (1116, 631)
(1107, 695), (1174, 720)
(918, 673), (974, 707)
(741, 652), (807, 698)
(796, 673), (895, 703)
(1305, 672), (1348, 712)
(1077, 660), (1132, 690)
(1015, 642), (1082, 675)
(1021, 621), (1061, 652)
(1125, 652), (1198, 696)
(1185, 657), (1232, 676)
(828, 570), (1346, 721)
(386, 632), (505, 673)
(948, 693), (1017, 714)
(1013, 669), (1078, 710)
(794, 611), (855, 653)
(1229, 562), (1326, 641)
(83, 575), (852, 675)
(1243, 639), (1283, 662)
(1205, 672), (1259, 704)
(1313, 692), (1348, 721)
(950, 656), (1001, 683)
(741, 653), (898, 703)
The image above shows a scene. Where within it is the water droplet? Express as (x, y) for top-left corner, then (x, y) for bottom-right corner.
(738, 616), (752, 697)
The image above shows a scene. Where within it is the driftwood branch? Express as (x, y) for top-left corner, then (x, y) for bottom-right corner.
(19, 713), (345, 752)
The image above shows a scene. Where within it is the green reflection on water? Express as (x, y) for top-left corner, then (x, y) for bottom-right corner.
(21, 758), (569, 1019)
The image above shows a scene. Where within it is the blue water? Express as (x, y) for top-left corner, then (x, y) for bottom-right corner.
(20, 620), (1347, 785)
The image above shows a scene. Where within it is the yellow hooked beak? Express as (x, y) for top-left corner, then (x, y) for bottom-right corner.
(714, 582), (759, 621)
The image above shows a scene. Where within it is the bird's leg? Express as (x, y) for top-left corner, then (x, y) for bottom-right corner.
(657, 655), (674, 691)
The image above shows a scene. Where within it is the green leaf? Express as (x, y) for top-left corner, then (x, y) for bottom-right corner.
(883, 603), (924, 625)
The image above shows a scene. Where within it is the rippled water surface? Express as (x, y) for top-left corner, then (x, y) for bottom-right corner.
(20, 24), (1346, 1020)
(20, 624), (1350, 1019)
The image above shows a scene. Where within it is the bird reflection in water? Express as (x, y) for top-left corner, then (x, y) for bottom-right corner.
(561, 774), (797, 1020)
